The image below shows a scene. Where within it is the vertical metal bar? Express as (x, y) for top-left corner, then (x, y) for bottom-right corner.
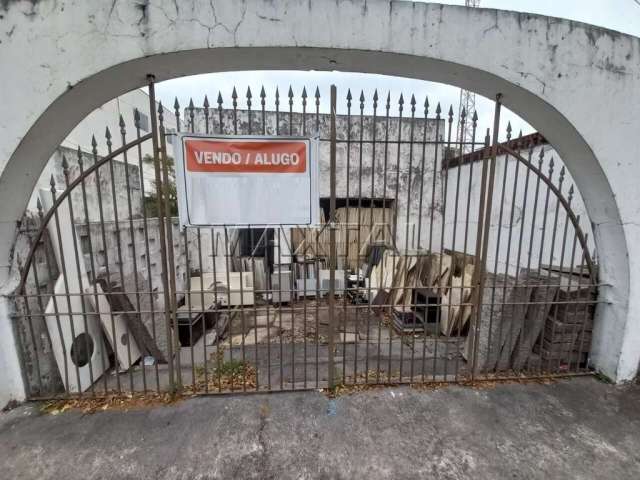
(261, 87), (267, 136)
(183, 229), (195, 388)
(61, 157), (95, 394)
(37, 200), (70, 395)
(549, 194), (577, 373)
(328, 84), (338, 390)
(455, 111), (478, 381)
(494, 126), (520, 374)
(203, 95), (210, 135)
(389, 94), (404, 383)
(354, 90), (365, 384)
(211, 230), (223, 392)
(377, 92), (391, 384)
(426, 104), (442, 382)
(158, 103), (181, 390)
(400, 96), (417, 382)
(534, 158), (555, 375)
(341, 89), (352, 385)
(147, 76), (175, 393)
(105, 127), (135, 391)
(287, 230), (295, 390)
(77, 148), (110, 394)
(469, 95), (502, 380)
(196, 228), (209, 393)
(484, 134), (510, 369)
(91, 132), (122, 393)
(247, 87), (253, 135)
(248, 228), (260, 391)
(521, 149), (545, 374)
(217, 92), (224, 135)
(551, 224), (579, 373)
(188, 99), (195, 133)
(301, 87), (308, 389)
(436, 106), (454, 381)
(232, 87), (238, 135)
(448, 108), (466, 382)
(409, 96), (426, 382)
(259, 86), (272, 390)
(238, 236), (247, 393)
(186, 105), (206, 393)
(392, 95), (404, 250)
(315, 87), (321, 388)
(573, 231), (591, 373)
(541, 167), (566, 372)
(49, 182), (83, 393)
(119, 118), (146, 392)
(223, 227), (235, 391)
(416, 97), (430, 255)
(275, 88), (280, 136)
(365, 90), (379, 384)
(276, 227), (283, 390)
(247, 87), (261, 391)
(507, 140), (534, 375)
(288, 87), (296, 389)
(134, 112), (161, 392)
(288, 86), (294, 135)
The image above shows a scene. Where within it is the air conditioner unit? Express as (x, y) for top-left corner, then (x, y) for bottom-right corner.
(215, 272), (254, 306)
(319, 269), (345, 296)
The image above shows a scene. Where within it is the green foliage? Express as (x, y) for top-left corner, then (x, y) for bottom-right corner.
(142, 154), (178, 217)
(216, 359), (249, 377)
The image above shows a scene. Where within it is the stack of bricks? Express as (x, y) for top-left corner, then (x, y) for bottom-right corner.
(535, 282), (595, 371)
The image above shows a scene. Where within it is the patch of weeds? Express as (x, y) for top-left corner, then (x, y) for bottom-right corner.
(187, 349), (258, 393)
(217, 358), (249, 377)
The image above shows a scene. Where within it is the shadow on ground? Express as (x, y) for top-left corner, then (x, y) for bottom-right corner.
(1, 377), (639, 479)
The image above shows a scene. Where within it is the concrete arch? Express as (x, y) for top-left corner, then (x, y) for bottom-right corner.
(1, 0), (639, 402)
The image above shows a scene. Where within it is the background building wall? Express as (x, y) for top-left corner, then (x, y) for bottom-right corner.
(444, 143), (595, 277)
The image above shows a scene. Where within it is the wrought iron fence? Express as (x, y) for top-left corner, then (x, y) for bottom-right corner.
(13, 77), (599, 399)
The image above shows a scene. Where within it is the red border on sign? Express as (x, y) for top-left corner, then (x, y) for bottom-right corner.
(185, 139), (307, 173)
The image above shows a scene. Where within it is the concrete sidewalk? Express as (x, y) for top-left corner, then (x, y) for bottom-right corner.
(1, 377), (639, 479)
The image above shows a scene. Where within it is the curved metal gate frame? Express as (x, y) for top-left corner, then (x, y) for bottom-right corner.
(13, 79), (598, 399)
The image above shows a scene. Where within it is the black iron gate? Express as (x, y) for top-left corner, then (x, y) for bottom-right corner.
(13, 77), (598, 399)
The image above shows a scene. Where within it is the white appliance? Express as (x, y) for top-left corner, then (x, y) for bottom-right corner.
(319, 269), (345, 296)
(296, 278), (318, 298)
(39, 189), (111, 392)
(271, 270), (293, 304)
(89, 283), (142, 370)
(214, 272), (255, 306)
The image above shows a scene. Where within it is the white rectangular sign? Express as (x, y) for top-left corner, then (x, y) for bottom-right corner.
(174, 134), (319, 226)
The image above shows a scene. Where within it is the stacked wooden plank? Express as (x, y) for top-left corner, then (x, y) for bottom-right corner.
(464, 272), (517, 372)
(464, 270), (559, 373)
(464, 268), (596, 374)
(290, 207), (393, 270)
(368, 250), (476, 335)
(509, 272), (560, 371)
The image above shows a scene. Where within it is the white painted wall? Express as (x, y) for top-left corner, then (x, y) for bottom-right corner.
(444, 144), (595, 277)
(0, 0), (639, 404)
(35, 89), (176, 197)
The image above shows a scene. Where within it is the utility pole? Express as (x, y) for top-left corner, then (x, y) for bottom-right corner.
(456, 0), (481, 153)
